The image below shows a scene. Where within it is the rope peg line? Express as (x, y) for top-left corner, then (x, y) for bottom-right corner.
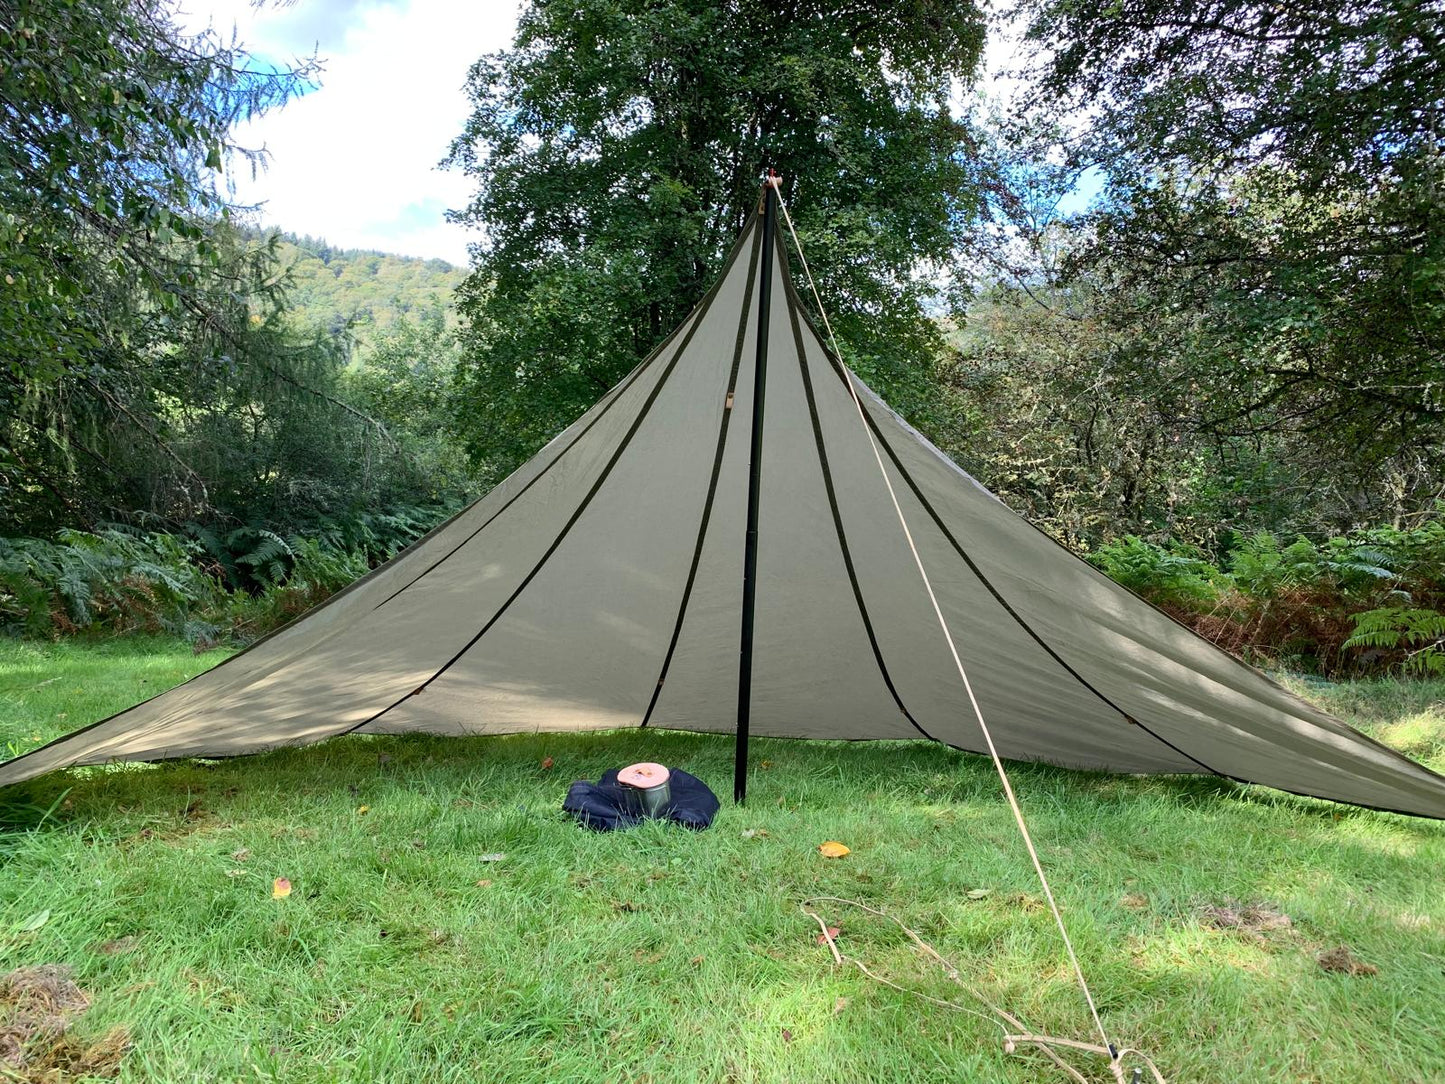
(772, 189), (1165, 1082)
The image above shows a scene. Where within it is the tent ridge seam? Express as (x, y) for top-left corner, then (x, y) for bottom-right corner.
(342, 225), (754, 737)
(370, 302), (703, 612)
(786, 272), (1222, 778)
(640, 220), (764, 728)
(784, 268), (941, 745)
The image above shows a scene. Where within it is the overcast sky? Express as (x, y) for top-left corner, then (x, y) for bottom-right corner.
(181, 0), (521, 265)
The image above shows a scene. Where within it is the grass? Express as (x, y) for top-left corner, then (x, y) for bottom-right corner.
(1, 638), (1443, 1083)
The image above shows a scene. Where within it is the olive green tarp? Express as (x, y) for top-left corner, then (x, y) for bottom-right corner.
(5, 210), (1444, 819)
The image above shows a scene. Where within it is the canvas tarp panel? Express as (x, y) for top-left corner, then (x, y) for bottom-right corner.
(4, 212), (1445, 820)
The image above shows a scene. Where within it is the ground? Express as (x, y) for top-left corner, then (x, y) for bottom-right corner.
(1, 638), (1442, 1083)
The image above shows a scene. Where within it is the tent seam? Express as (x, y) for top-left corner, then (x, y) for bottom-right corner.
(783, 257), (942, 745)
(339, 223), (754, 737)
(787, 272), (1223, 778)
(639, 220), (764, 728)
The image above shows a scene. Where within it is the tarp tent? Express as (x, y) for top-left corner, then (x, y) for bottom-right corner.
(4, 189), (1445, 820)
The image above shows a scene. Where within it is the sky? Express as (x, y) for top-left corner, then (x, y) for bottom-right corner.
(178, 1), (1089, 267)
(179, 0), (521, 266)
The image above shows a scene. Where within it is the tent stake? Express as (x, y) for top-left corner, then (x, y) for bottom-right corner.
(735, 173), (779, 804)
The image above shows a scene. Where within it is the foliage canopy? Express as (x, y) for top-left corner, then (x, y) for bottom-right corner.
(445, 0), (988, 472)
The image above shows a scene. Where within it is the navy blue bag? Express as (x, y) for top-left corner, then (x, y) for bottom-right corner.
(562, 768), (719, 831)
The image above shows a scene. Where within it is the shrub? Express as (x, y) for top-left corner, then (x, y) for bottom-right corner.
(0, 504), (448, 645)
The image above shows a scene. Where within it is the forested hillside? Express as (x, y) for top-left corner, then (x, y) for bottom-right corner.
(1, 0), (1440, 677)
(269, 233), (465, 343)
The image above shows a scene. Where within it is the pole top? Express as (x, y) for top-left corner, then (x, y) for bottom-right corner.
(758, 169), (781, 213)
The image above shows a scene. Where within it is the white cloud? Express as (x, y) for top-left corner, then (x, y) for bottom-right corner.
(179, 0), (520, 265)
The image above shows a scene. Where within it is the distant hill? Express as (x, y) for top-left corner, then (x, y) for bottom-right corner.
(267, 232), (468, 345)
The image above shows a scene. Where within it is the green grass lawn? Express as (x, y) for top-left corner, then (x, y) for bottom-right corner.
(2, 638), (1443, 1083)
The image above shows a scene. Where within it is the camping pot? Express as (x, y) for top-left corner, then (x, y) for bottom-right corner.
(617, 762), (671, 817)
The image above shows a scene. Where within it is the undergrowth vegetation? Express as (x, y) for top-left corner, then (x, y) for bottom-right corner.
(0, 506), (446, 646)
(1088, 514), (1445, 676)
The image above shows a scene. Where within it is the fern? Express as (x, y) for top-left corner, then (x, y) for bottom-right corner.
(227, 528), (295, 587)
(1088, 536), (1222, 608)
(1345, 608), (1445, 675)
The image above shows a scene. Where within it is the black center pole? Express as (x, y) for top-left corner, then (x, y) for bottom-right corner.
(734, 174), (778, 805)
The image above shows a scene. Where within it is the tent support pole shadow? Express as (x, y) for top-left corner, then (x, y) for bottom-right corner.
(735, 179), (777, 805)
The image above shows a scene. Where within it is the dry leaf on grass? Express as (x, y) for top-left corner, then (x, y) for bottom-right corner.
(540, 756), (554, 770)
(355, 805), (370, 815)
(478, 853), (506, 863)
(271, 878), (291, 900)
(815, 926), (841, 946)
(780, 1027), (794, 1043)
(230, 848), (250, 862)
(818, 841), (850, 858)
(0, 964), (129, 1078)
(1202, 902), (1292, 934)
(965, 888), (992, 900)
(741, 828), (768, 840)
(1317, 945), (1378, 976)
(833, 996), (849, 1015)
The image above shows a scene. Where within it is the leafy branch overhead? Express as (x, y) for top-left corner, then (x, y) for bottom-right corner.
(443, 0), (989, 473)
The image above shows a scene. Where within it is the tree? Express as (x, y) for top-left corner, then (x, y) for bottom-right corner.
(1, 0), (317, 386)
(445, 0), (988, 472)
(1009, 0), (1445, 523)
(0, 0), (441, 537)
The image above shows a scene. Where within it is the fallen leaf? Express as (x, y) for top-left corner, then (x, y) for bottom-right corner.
(474, 879), (493, 888)
(966, 888), (992, 900)
(741, 828), (769, 840)
(479, 852), (506, 863)
(818, 841), (850, 858)
(16, 909), (50, 933)
(1202, 902), (1291, 934)
(781, 1028), (794, 1043)
(540, 756), (554, 770)
(1317, 945), (1378, 976)
(760, 760), (774, 770)
(356, 805), (370, 815)
(98, 937), (137, 956)
(230, 847), (251, 862)
(1120, 894), (1149, 909)
(690, 955), (704, 966)
(816, 926), (841, 945)
(272, 877), (292, 900)
(225, 868), (246, 878)
(833, 996), (849, 1016)
(613, 900), (640, 912)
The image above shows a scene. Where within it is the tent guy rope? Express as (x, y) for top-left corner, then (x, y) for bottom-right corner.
(771, 175), (1140, 1084)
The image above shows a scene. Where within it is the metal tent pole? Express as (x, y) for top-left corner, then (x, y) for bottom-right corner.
(734, 174), (778, 804)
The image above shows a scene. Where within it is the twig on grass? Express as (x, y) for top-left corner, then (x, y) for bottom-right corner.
(801, 896), (1168, 1084)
